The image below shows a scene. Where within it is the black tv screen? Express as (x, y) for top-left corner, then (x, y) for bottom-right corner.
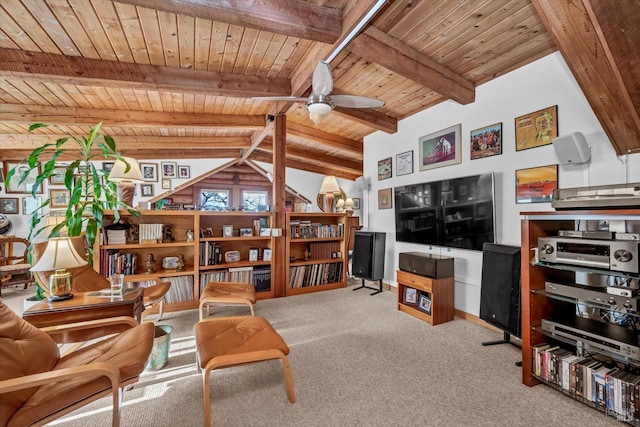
(394, 173), (496, 251)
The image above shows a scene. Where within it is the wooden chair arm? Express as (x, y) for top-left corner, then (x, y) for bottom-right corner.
(0, 361), (121, 394)
(41, 316), (139, 344)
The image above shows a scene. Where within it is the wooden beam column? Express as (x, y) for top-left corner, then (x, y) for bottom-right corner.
(272, 114), (287, 298)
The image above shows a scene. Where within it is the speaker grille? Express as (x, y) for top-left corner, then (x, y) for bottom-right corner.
(352, 231), (386, 280)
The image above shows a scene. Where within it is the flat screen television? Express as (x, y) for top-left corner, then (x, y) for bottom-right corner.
(394, 173), (496, 251)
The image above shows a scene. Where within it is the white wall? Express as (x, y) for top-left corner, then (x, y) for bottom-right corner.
(363, 52), (640, 316)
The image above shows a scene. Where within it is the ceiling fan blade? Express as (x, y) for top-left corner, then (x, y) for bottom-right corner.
(312, 61), (333, 96)
(252, 96), (308, 102)
(332, 95), (385, 109)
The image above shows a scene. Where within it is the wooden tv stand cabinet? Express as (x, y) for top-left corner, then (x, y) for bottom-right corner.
(396, 269), (455, 325)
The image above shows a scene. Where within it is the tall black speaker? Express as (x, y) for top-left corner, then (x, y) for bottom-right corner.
(352, 231), (386, 295)
(479, 243), (522, 341)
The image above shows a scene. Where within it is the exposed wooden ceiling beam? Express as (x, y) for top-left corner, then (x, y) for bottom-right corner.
(260, 139), (363, 172)
(0, 104), (266, 129)
(116, 0), (342, 44)
(349, 26), (475, 105)
(0, 148), (244, 162)
(532, 0), (640, 154)
(250, 150), (360, 181)
(286, 121), (363, 155)
(238, 122), (274, 165)
(0, 48), (291, 98)
(332, 107), (397, 134)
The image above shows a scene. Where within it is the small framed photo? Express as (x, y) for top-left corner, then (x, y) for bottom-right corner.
(260, 228), (272, 236)
(200, 227), (214, 238)
(404, 287), (418, 305)
(178, 165), (190, 178)
(102, 162), (115, 173)
(378, 188), (392, 210)
(263, 249), (272, 262)
(49, 189), (70, 208)
(377, 157), (392, 180)
(162, 178), (171, 189)
(161, 161), (177, 178)
(0, 197), (19, 214)
(418, 292), (432, 315)
(249, 248), (259, 262)
(140, 162), (158, 182)
(239, 228), (253, 237)
(352, 198), (361, 210)
(23, 196), (41, 215)
(140, 184), (154, 197)
(516, 164), (559, 204)
(48, 164), (68, 185)
(471, 123), (502, 160)
(396, 150), (413, 176)
(223, 225), (234, 237)
(3, 161), (43, 194)
(515, 105), (558, 151)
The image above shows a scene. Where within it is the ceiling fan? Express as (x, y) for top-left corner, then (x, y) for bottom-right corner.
(253, 61), (385, 124)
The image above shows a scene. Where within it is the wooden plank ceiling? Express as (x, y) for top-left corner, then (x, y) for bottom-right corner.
(0, 0), (637, 180)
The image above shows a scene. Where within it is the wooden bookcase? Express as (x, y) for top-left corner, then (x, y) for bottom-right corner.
(95, 210), (274, 314)
(285, 212), (348, 296)
(396, 269), (454, 325)
(521, 209), (640, 424)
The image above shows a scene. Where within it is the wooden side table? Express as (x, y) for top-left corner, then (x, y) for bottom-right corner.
(22, 288), (144, 343)
(396, 269), (455, 325)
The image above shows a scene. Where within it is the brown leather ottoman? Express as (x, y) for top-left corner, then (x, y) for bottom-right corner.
(194, 316), (295, 426)
(199, 281), (256, 319)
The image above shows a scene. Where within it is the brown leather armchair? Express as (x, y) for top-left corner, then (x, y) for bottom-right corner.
(31, 236), (171, 319)
(0, 302), (154, 426)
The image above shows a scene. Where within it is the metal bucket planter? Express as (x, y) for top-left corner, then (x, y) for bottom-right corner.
(144, 325), (173, 371)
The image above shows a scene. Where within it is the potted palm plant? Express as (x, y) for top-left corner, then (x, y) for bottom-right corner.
(5, 121), (139, 299)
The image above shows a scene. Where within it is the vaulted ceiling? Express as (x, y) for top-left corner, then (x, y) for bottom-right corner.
(0, 0), (638, 180)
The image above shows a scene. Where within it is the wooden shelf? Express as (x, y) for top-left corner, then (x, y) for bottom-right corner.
(396, 269), (454, 326)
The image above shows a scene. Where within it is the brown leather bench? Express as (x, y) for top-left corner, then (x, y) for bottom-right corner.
(194, 316), (295, 426)
(198, 281), (256, 319)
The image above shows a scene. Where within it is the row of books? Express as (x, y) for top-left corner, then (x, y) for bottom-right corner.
(308, 242), (341, 260)
(100, 250), (137, 276)
(199, 266), (271, 293)
(199, 242), (223, 266)
(290, 221), (344, 239)
(139, 223), (163, 243)
(159, 275), (194, 304)
(289, 262), (343, 288)
(533, 343), (640, 421)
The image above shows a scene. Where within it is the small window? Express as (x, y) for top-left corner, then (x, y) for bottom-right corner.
(201, 189), (229, 210)
(242, 190), (268, 212)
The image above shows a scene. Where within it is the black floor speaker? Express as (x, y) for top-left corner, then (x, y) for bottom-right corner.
(479, 243), (522, 339)
(352, 231), (386, 281)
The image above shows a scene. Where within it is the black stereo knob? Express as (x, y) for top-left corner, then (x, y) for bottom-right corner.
(540, 244), (554, 254)
(614, 249), (633, 263)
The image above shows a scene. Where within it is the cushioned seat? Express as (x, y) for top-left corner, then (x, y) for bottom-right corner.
(199, 281), (256, 319)
(194, 316), (295, 426)
(0, 303), (154, 426)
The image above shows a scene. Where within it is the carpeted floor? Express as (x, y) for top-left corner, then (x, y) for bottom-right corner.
(2, 283), (618, 426)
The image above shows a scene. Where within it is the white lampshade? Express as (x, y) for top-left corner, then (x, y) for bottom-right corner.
(336, 199), (345, 212)
(30, 237), (87, 272)
(344, 198), (355, 211)
(107, 157), (144, 183)
(319, 176), (340, 194)
(308, 102), (332, 124)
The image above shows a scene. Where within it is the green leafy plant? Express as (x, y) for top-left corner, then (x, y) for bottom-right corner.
(4, 121), (139, 267)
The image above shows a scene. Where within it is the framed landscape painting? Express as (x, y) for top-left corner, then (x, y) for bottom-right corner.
(419, 124), (461, 171)
(515, 105), (558, 151)
(515, 164), (558, 204)
(470, 123), (502, 160)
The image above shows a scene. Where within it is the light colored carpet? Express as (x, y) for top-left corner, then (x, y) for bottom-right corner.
(2, 283), (618, 427)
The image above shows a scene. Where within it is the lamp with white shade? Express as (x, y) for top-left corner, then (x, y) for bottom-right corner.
(30, 237), (88, 301)
(344, 198), (355, 212)
(107, 157), (144, 207)
(336, 199), (345, 212)
(319, 176), (340, 212)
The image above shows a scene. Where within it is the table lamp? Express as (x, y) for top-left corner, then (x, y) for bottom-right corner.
(30, 237), (88, 301)
(336, 199), (345, 212)
(319, 175), (340, 212)
(107, 156), (144, 207)
(344, 198), (355, 212)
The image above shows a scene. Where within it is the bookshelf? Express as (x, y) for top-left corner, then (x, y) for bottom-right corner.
(285, 212), (348, 296)
(396, 269), (454, 325)
(96, 210), (274, 314)
(521, 209), (640, 425)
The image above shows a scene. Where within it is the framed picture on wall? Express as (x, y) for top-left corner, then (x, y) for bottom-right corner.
(515, 105), (558, 151)
(470, 123), (502, 160)
(515, 164), (558, 204)
(396, 150), (413, 176)
(419, 124), (461, 171)
(48, 164), (68, 185)
(178, 165), (190, 178)
(49, 189), (70, 208)
(161, 161), (177, 178)
(140, 163), (158, 182)
(378, 157), (392, 180)
(140, 184), (154, 197)
(352, 198), (361, 210)
(378, 188), (392, 209)
(23, 196), (41, 215)
(3, 162), (43, 194)
(162, 179), (171, 189)
(0, 198), (19, 214)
